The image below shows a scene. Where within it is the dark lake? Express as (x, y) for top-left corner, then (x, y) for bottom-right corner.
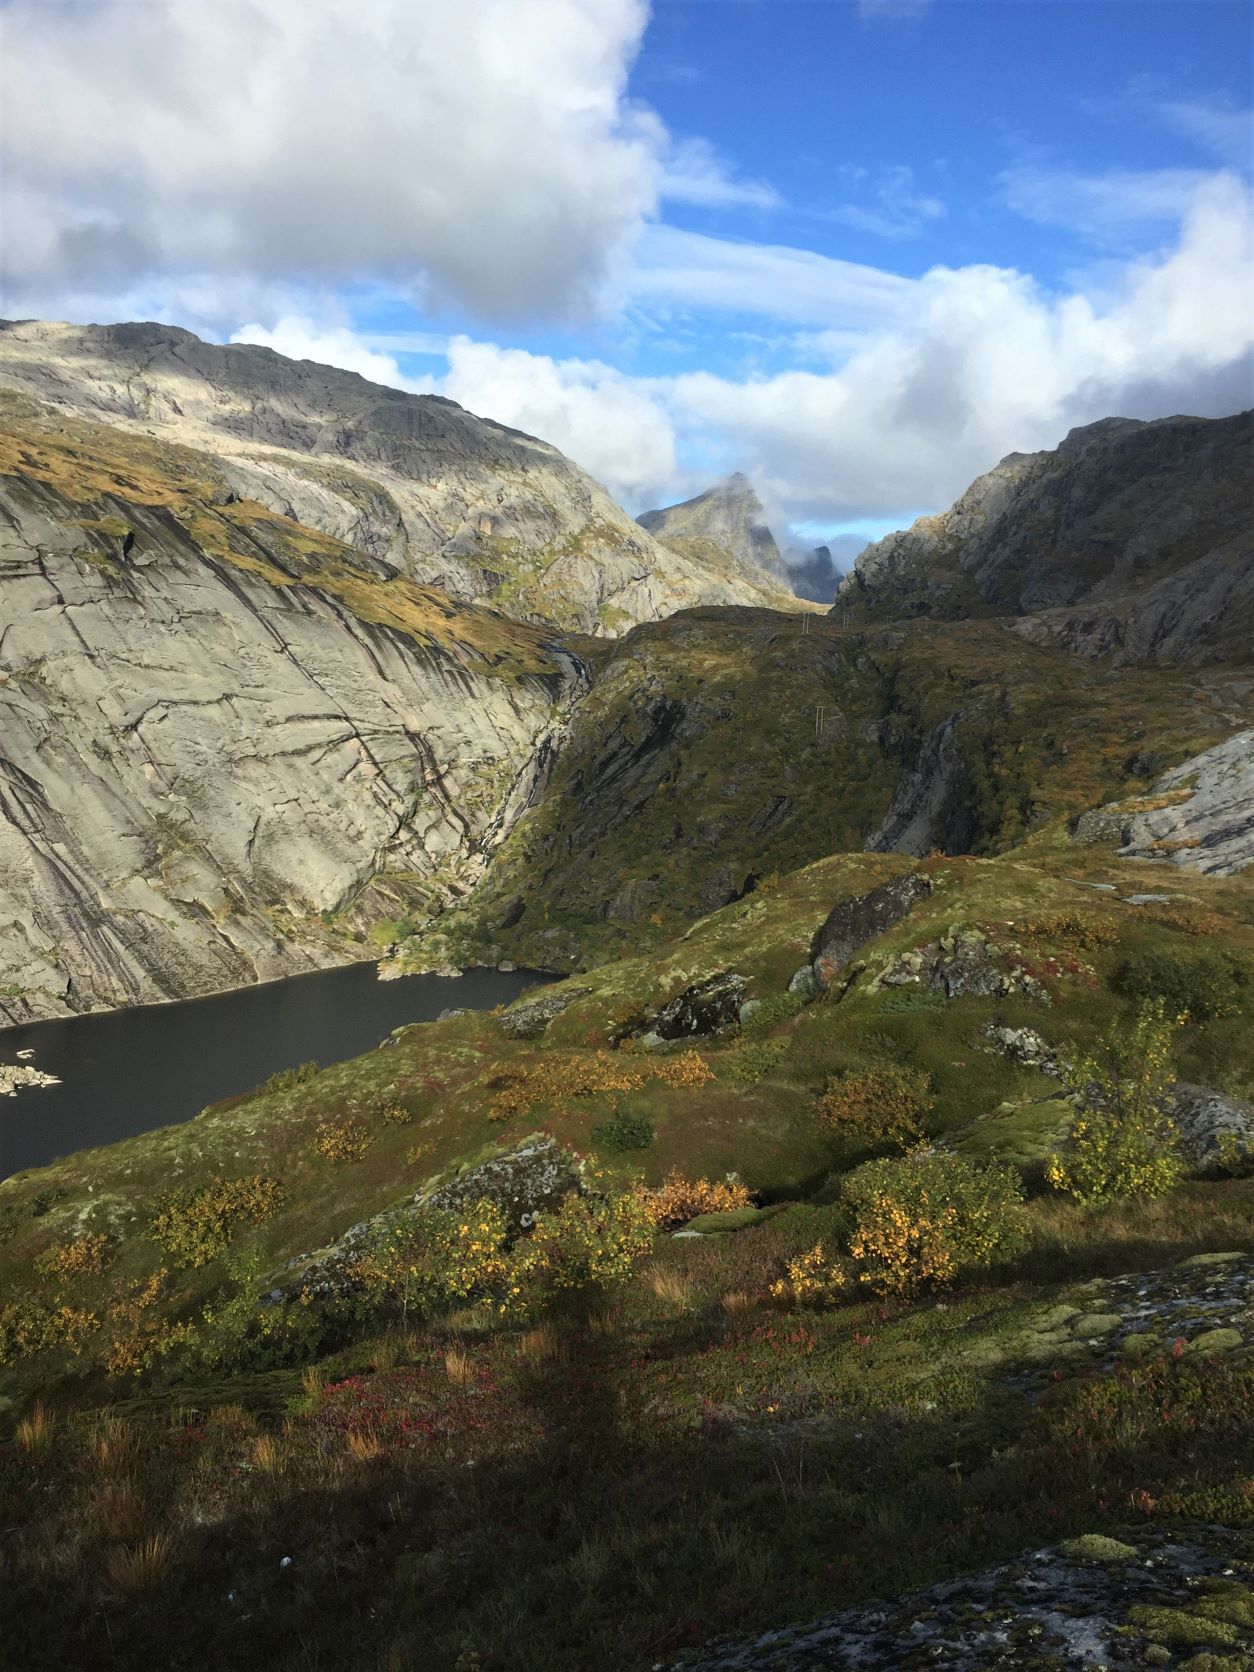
(0, 961), (549, 1180)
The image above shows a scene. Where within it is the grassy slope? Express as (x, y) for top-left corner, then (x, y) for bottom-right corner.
(2, 808), (1253, 1669)
(396, 603), (1253, 974)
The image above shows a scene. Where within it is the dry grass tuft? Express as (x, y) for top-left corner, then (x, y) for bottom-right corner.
(251, 1433), (286, 1474)
(345, 1427), (383, 1464)
(444, 1345), (475, 1388)
(647, 1267), (694, 1311)
(517, 1322), (563, 1364)
(105, 1532), (174, 1598)
(301, 1364), (325, 1400)
(16, 1402), (55, 1456)
(586, 1308), (619, 1336)
(89, 1415), (133, 1472)
(721, 1290), (757, 1322)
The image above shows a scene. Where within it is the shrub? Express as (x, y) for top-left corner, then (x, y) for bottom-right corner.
(353, 1200), (511, 1323)
(149, 1176), (285, 1267)
(634, 1169), (756, 1230)
(520, 1184), (654, 1304)
(1019, 911), (1118, 950)
(0, 1296), (99, 1364)
(724, 1039), (790, 1084)
(652, 1050), (715, 1088)
(768, 1241), (848, 1306)
(591, 1107), (654, 1152)
(1047, 1001), (1185, 1203)
(741, 992), (806, 1036)
(1111, 950), (1247, 1022)
(102, 1270), (192, 1377)
(380, 1101), (413, 1125)
(486, 1050), (645, 1120)
(842, 1150), (1025, 1296)
(312, 1117), (372, 1163)
(263, 1060), (319, 1095)
(37, 1231), (109, 1281)
(817, 1065), (934, 1152)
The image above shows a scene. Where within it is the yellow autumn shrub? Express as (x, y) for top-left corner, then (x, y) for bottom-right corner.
(634, 1168), (755, 1230)
(37, 1231), (109, 1281)
(768, 1241), (848, 1305)
(1047, 1000), (1185, 1203)
(149, 1176), (286, 1267)
(842, 1150), (1025, 1297)
(817, 1064), (934, 1151)
(312, 1117), (372, 1163)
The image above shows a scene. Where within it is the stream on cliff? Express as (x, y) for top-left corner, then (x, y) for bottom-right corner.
(0, 961), (549, 1180)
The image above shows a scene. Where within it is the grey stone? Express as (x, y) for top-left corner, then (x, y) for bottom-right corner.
(419, 1134), (582, 1234)
(1171, 1082), (1254, 1175)
(787, 965), (818, 1000)
(810, 872), (931, 985)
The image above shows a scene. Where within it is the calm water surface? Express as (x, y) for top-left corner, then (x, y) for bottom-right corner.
(0, 961), (549, 1180)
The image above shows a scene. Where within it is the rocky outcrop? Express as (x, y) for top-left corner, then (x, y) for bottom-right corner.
(836, 410), (1253, 663)
(0, 321), (796, 635)
(676, 1523), (1253, 1671)
(874, 928), (1050, 1002)
(1121, 731), (1253, 874)
(810, 872), (931, 986)
(637, 473), (792, 591)
(1070, 730), (1253, 875)
(419, 1133), (583, 1231)
(0, 402), (584, 1021)
(497, 986), (588, 1040)
(865, 716), (978, 857)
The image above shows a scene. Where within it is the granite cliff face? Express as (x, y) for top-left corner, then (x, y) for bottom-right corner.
(637, 472), (793, 591)
(0, 321), (794, 636)
(0, 396), (584, 1022)
(836, 410), (1253, 663)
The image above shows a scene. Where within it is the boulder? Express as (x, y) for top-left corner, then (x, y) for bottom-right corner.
(983, 1022), (1063, 1078)
(1170, 1082), (1254, 1175)
(419, 1134), (583, 1232)
(613, 970), (748, 1044)
(810, 871), (931, 987)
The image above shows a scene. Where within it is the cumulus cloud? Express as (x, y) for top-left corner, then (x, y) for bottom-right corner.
(221, 173), (1253, 532)
(664, 174), (1254, 520)
(232, 318), (424, 390)
(435, 337), (680, 509)
(1, 0), (660, 321)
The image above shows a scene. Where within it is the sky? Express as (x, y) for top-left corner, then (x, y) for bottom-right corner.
(1, 0), (1252, 562)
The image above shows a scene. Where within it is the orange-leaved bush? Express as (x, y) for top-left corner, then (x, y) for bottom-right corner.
(817, 1064), (934, 1151)
(842, 1149), (1025, 1296)
(633, 1169), (756, 1230)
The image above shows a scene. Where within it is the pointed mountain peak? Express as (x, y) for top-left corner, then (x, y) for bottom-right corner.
(636, 473), (788, 585)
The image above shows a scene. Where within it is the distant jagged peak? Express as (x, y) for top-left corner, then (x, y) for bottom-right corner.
(636, 471), (789, 584)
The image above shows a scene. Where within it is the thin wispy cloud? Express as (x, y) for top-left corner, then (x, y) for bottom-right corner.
(826, 165), (946, 240)
(1000, 164), (1224, 241)
(661, 137), (781, 211)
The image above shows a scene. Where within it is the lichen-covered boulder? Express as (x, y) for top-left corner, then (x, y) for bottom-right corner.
(498, 985), (588, 1040)
(613, 970), (748, 1044)
(983, 1022), (1063, 1077)
(1170, 1082), (1254, 1175)
(419, 1133), (583, 1232)
(876, 928), (1049, 1002)
(810, 872), (931, 986)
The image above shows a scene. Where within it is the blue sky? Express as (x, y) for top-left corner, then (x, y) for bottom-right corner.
(3, 0), (1251, 556)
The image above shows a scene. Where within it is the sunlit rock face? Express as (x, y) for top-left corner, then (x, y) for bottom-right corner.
(0, 320), (797, 637)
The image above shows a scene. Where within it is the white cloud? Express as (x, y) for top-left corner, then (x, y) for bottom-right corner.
(1153, 94), (1253, 171)
(827, 165), (946, 240)
(1001, 165), (1219, 240)
(1, 0), (661, 321)
(627, 225), (919, 329)
(434, 337), (680, 509)
(663, 173), (1254, 521)
(231, 318), (422, 390)
(661, 138), (781, 211)
(221, 174), (1252, 533)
